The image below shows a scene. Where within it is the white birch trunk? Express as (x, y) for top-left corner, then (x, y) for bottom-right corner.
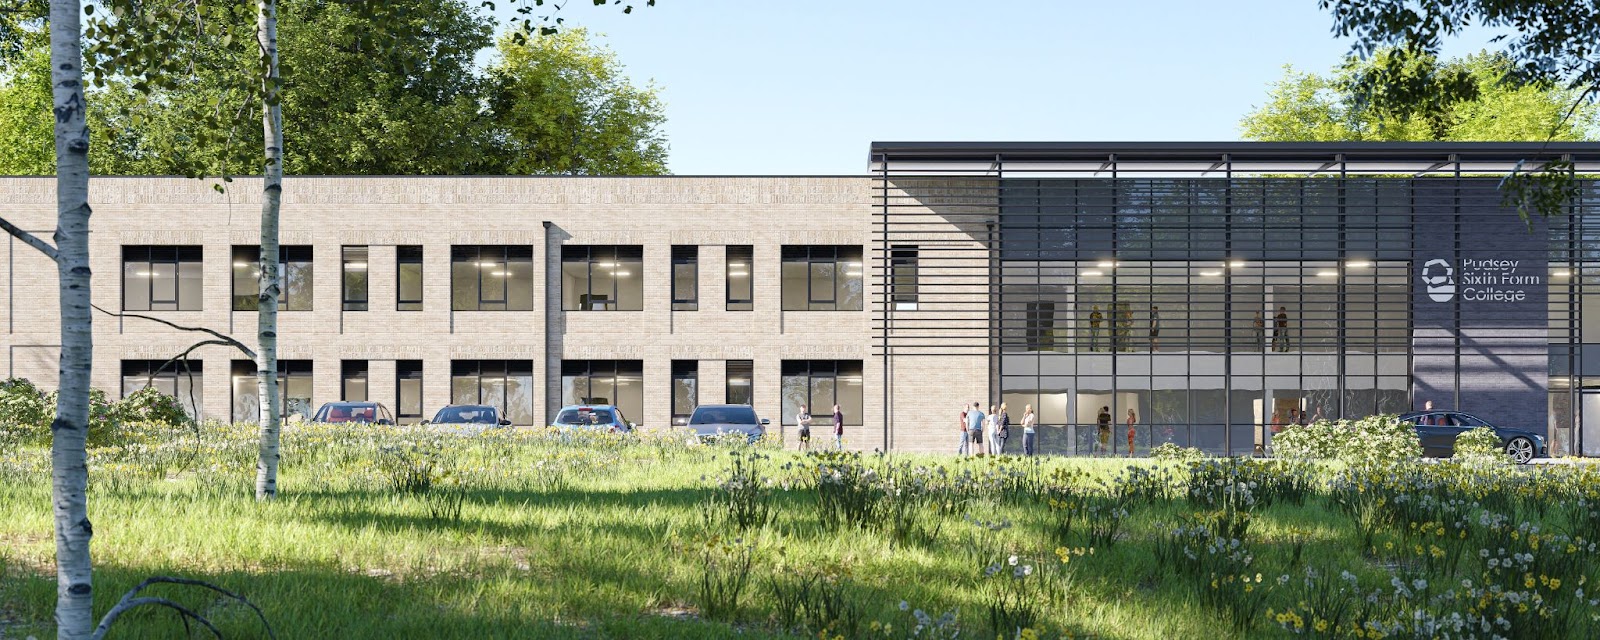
(48, 0), (95, 636)
(253, 0), (284, 500)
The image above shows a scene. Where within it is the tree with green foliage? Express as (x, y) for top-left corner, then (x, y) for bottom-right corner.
(486, 28), (667, 175)
(1241, 50), (1600, 142)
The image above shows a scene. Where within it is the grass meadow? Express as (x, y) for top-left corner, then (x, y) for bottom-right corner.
(2, 422), (1599, 639)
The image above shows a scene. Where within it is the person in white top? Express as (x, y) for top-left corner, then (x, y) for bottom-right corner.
(795, 404), (813, 451)
(1022, 404), (1037, 456)
(984, 404), (999, 455)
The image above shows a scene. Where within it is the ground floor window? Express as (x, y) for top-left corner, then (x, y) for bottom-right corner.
(726, 360), (753, 405)
(672, 360), (697, 425)
(120, 359), (202, 418)
(561, 360), (643, 426)
(450, 360), (533, 425)
(397, 360), (424, 424)
(231, 360), (313, 422)
(781, 360), (863, 426)
(342, 360), (368, 401)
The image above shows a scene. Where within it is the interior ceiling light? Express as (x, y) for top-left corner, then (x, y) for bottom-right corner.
(1080, 270), (1103, 277)
(1346, 260), (1372, 268)
(1096, 260), (1115, 269)
(1228, 260), (1246, 268)
(1316, 270), (1338, 278)
(1199, 270), (1222, 277)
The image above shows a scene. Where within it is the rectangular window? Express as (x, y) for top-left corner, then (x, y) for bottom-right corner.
(560, 360), (644, 426)
(342, 246), (369, 311)
(397, 245), (424, 311)
(671, 360), (698, 425)
(561, 245), (644, 311)
(120, 359), (203, 418)
(230, 359), (313, 422)
(122, 246), (202, 311)
(891, 246), (918, 310)
(672, 246), (698, 311)
(781, 245), (864, 311)
(726, 360), (753, 405)
(232, 246), (314, 311)
(396, 360), (423, 424)
(781, 360), (864, 426)
(726, 246), (753, 311)
(450, 360), (533, 425)
(451, 246), (534, 311)
(341, 360), (368, 401)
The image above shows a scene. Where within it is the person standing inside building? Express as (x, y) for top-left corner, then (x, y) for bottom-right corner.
(1273, 306), (1290, 352)
(1096, 405), (1112, 456)
(958, 405), (971, 455)
(1118, 303), (1133, 353)
(1088, 305), (1104, 352)
(796, 404), (813, 452)
(1149, 305), (1161, 351)
(831, 404), (844, 450)
(1126, 408), (1138, 458)
(1253, 311), (1265, 351)
(967, 402), (986, 455)
(1022, 404), (1037, 456)
(992, 403), (1004, 451)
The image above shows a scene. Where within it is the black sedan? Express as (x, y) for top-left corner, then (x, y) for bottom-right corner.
(1397, 410), (1548, 464)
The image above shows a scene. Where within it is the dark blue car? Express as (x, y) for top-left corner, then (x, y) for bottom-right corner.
(1397, 410), (1547, 464)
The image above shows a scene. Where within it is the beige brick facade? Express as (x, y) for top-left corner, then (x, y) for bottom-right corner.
(0, 176), (988, 452)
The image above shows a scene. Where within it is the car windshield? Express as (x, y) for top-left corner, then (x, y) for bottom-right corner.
(690, 406), (759, 425)
(432, 407), (497, 424)
(555, 409), (615, 425)
(320, 404), (377, 423)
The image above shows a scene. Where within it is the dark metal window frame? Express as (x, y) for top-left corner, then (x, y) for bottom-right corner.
(725, 359), (754, 404)
(782, 245), (864, 311)
(342, 246), (369, 311)
(671, 360), (698, 422)
(397, 245), (424, 311)
(450, 359), (534, 419)
(890, 245), (919, 308)
(122, 245), (203, 311)
(230, 359), (313, 420)
(672, 246), (698, 311)
(396, 359), (424, 421)
(232, 245), (314, 311)
(340, 359), (368, 401)
(452, 245), (534, 312)
(726, 246), (754, 311)
(781, 359), (864, 426)
(561, 245), (645, 311)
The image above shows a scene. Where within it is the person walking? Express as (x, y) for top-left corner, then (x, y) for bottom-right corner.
(994, 403), (1011, 454)
(966, 402), (986, 456)
(1088, 305), (1104, 352)
(1021, 404), (1037, 456)
(1273, 306), (1290, 352)
(831, 404), (844, 450)
(796, 404), (813, 452)
(1125, 408), (1138, 458)
(958, 405), (971, 454)
(1096, 405), (1112, 456)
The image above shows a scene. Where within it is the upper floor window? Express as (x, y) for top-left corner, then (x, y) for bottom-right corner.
(561, 245), (643, 311)
(672, 246), (698, 311)
(397, 245), (424, 311)
(726, 246), (753, 311)
(342, 246), (369, 311)
(122, 246), (202, 311)
(781, 245), (864, 311)
(891, 246), (919, 310)
(233, 245), (314, 311)
(451, 246), (534, 311)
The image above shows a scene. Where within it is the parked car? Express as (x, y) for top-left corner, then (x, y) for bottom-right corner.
(424, 404), (511, 434)
(549, 404), (634, 434)
(1397, 410), (1548, 464)
(311, 402), (395, 425)
(682, 404), (767, 444)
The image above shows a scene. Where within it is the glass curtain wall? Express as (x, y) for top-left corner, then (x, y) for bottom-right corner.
(999, 178), (1414, 456)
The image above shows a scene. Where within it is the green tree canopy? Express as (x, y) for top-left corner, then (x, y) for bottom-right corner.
(0, 3), (668, 176)
(1241, 50), (1600, 142)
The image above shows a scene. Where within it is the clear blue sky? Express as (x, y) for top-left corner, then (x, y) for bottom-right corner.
(494, 1), (1501, 175)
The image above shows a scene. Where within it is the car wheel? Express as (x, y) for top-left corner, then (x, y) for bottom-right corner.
(1505, 437), (1536, 465)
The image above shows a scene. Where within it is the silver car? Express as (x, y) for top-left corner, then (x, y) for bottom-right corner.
(683, 404), (768, 443)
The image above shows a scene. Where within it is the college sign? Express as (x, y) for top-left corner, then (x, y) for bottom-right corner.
(1410, 180), (1548, 435)
(1420, 258), (1542, 304)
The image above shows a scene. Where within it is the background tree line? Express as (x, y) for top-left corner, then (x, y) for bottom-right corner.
(0, 0), (668, 177)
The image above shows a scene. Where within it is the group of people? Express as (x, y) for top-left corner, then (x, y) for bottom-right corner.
(957, 402), (1039, 456)
(1094, 405), (1139, 457)
(793, 404), (843, 451)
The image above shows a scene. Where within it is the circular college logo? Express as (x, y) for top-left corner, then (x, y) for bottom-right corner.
(1420, 258), (1455, 303)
